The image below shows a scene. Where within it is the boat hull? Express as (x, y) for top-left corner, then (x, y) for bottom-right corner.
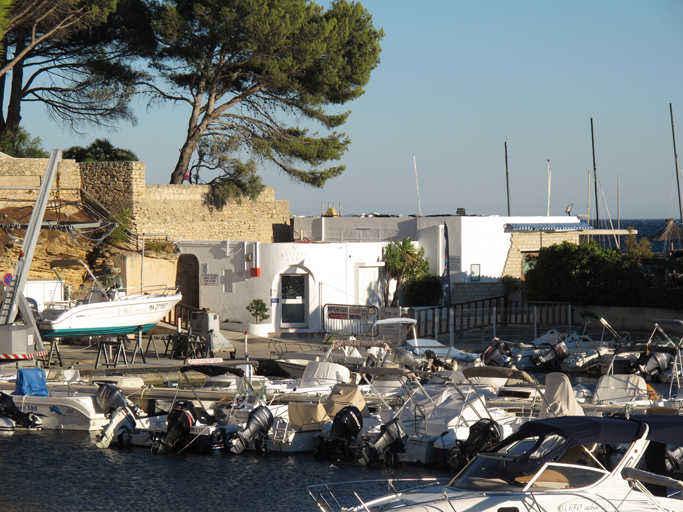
(39, 293), (182, 338)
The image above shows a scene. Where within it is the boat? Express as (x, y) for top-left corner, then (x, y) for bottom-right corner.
(38, 259), (182, 337)
(307, 414), (683, 512)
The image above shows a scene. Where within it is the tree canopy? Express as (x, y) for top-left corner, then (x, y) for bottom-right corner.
(145, 0), (383, 185)
(63, 138), (137, 162)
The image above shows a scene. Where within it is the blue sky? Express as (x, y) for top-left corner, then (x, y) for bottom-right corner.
(21, 0), (683, 219)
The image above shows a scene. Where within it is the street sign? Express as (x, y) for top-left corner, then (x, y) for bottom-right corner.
(3, 273), (12, 286)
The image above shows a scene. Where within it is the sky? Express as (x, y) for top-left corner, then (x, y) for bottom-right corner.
(20, 0), (683, 220)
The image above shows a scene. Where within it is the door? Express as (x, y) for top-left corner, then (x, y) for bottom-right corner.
(280, 274), (307, 328)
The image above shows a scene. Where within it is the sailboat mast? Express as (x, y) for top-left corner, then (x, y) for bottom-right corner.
(670, 103), (683, 230)
(591, 118), (600, 229)
(413, 154), (422, 217)
(505, 141), (511, 216)
(546, 159), (551, 216)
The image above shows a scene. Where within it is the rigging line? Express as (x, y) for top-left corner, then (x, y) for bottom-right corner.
(597, 179), (618, 248)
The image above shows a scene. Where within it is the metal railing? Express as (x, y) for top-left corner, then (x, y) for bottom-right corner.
(406, 297), (573, 339)
(162, 302), (201, 331)
(322, 304), (379, 335)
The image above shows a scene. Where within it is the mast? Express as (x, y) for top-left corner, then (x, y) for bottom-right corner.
(504, 141), (511, 216)
(670, 103), (683, 230)
(546, 159), (551, 216)
(413, 154), (422, 217)
(591, 118), (600, 229)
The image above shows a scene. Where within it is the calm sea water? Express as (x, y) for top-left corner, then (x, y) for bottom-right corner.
(3, 372), (675, 512)
(0, 428), (448, 512)
(600, 218), (683, 253)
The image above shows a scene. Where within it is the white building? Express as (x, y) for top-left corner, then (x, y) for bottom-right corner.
(176, 214), (615, 335)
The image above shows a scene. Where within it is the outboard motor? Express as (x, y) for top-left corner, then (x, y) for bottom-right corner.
(484, 341), (513, 368)
(423, 350), (452, 372)
(0, 392), (42, 429)
(95, 383), (139, 449)
(314, 406), (363, 460)
(534, 341), (570, 371)
(226, 405), (274, 455)
(393, 348), (426, 370)
(151, 400), (198, 454)
(666, 446), (683, 474)
(639, 352), (673, 380)
(357, 418), (408, 467)
(446, 418), (502, 473)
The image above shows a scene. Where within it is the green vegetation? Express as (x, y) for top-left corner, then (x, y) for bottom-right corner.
(107, 209), (131, 245)
(64, 139), (138, 162)
(150, 0), (384, 186)
(246, 299), (270, 324)
(523, 240), (683, 308)
(0, 127), (49, 157)
(383, 240), (439, 306)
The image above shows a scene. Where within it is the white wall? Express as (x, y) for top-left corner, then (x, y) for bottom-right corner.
(176, 240), (387, 333)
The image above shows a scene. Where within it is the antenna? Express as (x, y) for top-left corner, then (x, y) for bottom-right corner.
(546, 159), (551, 216)
(413, 154), (422, 217)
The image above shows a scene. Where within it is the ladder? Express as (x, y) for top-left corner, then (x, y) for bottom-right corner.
(272, 417), (289, 443)
(0, 150), (62, 325)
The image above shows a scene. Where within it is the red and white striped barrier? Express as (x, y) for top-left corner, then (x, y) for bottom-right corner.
(0, 350), (47, 360)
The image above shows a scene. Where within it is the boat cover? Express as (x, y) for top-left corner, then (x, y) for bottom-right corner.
(461, 366), (536, 384)
(288, 402), (329, 431)
(299, 361), (351, 388)
(539, 373), (584, 418)
(630, 414), (683, 446)
(494, 416), (646, 465)
(592, 374), (648, 403)
(323, 383), (367, 417)
(13, 368), (48, 396)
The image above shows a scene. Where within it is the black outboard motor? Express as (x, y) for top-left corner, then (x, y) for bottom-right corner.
(484, 341), (513, 368)
(357, 418), (408, 467)
(151, 400), (198, 454)
(226, 405), (274, 455)
(666, 446), (683, 474)
(96, 383), (135, 413)
(0, 392), (42, 428)
(534, 341), (570, 371)
(314, 406), (363, 460)
(639, 352), (673, 380)
(446, 418), (502, 473)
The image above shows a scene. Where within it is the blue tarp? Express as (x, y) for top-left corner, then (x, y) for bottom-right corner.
(506, 222), (594, 231)
(13, 368), (48, 397)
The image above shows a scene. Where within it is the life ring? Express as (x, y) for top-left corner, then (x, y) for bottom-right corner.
(647, 384), (660, 400)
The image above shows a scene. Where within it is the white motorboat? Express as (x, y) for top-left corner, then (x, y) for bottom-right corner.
(38, 259), (182, 337)
(308, 414), (683, 512)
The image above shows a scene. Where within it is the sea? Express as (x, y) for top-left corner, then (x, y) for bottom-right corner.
(1, 374), (675, 512)
(596, 218), (683, 253)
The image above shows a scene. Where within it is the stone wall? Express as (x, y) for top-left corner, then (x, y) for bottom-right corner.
(0, 157), (81, 207)
(135, 184), (290, 243)
(451, 282), (504, 303)
(79, 161), (144, 217)
(502, 231), (580, 278)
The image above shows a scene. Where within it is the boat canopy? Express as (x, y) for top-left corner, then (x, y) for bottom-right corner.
(358, 366), (416, 379)
(330, 340), (391, 351)
(493, 416), (646, 465)
(653, 318), (683, 328)
(461, 366), (535, 384)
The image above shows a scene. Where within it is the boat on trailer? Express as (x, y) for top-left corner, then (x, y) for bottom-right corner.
(38, 259), (182, 337)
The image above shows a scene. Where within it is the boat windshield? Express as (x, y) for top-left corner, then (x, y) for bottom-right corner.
(448, 438), (610, 492)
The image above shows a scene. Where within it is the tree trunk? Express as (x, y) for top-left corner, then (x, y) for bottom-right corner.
(169, 138), (198, 184)
(5, 39), (26, 133)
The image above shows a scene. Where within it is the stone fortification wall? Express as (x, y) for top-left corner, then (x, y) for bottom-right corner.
(451, 282), (504, 303)
(79, 161), (144, 217)
(136, 185), (290, 243)
(0, 157), (81, 208)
